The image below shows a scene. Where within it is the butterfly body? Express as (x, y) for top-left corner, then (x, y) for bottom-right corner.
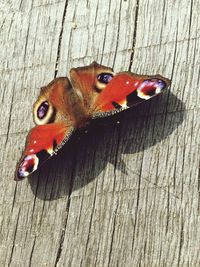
(15, 62), (170, 181)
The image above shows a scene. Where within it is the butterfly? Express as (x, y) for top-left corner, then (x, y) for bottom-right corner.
(15, 62), (171, 181)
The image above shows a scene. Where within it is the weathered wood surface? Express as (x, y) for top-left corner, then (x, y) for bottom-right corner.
(0, 0), (199, 266)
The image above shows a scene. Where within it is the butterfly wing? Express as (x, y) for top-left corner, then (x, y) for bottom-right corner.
(15, 77), (74, 181)
(91, 72), (171, 118)
(16, 123), (73, 180)
(69, 62), (170, 117)
(69, 61), (114, 109)
(16, 62), (171, 180)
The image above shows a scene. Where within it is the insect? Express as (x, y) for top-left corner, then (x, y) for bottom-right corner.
(15, 62), (171, 181)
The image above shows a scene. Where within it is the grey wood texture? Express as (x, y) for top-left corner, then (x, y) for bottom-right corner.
(0, 0), (199, 266)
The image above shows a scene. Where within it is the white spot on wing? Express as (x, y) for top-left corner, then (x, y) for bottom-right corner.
(119, 100), (128, 108)
(47, 148), (54, 155)
(137, 90), (151, 100)
(134, 81), (139, 87)
(33, 159), (39, 172)
(155, 87), (162, 94)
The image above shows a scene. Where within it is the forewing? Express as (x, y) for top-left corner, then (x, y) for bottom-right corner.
(91, 72), (171, 118)
(15, 124), (73, 180)
(15, 77), (74, 181)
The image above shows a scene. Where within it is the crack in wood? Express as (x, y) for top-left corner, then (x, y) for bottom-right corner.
(100, 0), (112, 64)
(112, 0), (123, 69)
(5, 90), (14, 145)
(128, 0), (139, 71)
(28, 236), (36, 267)
(7, 208), (20, 267)
(54, 155), (76, 266)
(54, 0), (69, 78)
(131, 150), (143, 256)
(107, 201), (118, 267)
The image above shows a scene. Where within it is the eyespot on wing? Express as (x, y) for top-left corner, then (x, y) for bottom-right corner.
(92, 72), (171, 114)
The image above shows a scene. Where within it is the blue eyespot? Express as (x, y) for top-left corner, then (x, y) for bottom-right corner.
(37, 101), (49, 119)
(157, 79), (166, 88)
(97, 73), (113, 84)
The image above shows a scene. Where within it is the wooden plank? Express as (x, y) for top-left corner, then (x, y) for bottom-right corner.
(0, 0), (200, 266)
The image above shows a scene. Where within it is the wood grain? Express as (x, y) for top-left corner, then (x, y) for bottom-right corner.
(0, 0), (199, 266)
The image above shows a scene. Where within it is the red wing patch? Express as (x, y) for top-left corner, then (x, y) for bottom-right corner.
(92, 73), (171, 115)
(15, 123), (73, 181)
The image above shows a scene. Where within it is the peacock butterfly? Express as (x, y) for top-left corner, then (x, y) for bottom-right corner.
(15, 62), (171, 181)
